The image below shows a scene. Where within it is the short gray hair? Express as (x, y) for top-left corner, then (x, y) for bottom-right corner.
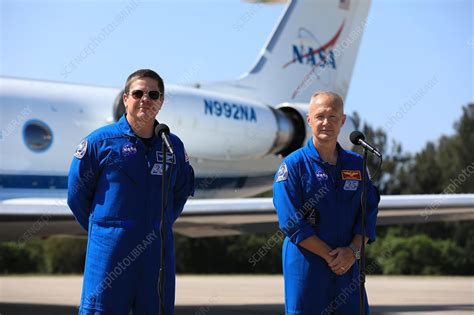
(310, 91), (344, 111)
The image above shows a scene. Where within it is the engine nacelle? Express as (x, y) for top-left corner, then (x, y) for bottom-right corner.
(275, 102), (356, 154)
(113, 89), (126, 121)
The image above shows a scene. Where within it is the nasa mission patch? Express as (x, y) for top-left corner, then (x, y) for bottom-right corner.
(74, 139), (87, 159)
(121, 142), (137, 157)
(276, 162), (288, 182)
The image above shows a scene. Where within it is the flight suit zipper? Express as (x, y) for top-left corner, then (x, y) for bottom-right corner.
(144, 143), (152, 223)
(321, 161), (342, 246)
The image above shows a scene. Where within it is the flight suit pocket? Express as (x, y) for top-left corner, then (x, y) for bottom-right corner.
(87, 219), (140, 262)
(342, 180), (361, 203)
(104, 152), (142, 186)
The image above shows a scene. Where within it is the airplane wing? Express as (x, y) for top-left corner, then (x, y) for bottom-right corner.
(1, 190), (473, 240)
(174, 194), (474, 237)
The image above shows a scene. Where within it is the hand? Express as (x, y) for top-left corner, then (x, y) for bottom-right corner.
(328, 247), (355, 275)
(323, 253), (335, 265)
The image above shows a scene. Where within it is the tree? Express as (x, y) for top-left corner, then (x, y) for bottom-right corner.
(437, 104), (474, 193)
(352, 103), (474, 195)
(350, 111), (411, 194)
(410, 142), (444, 193)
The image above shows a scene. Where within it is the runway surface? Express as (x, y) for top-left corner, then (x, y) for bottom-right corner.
(0, 275), (472, 314)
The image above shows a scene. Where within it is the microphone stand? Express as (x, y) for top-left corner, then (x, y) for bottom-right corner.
(359, 148), (368, 315)
(159, 139), (167, 315)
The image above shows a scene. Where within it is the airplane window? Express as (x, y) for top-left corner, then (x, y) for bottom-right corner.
(23, 120), (53, 152)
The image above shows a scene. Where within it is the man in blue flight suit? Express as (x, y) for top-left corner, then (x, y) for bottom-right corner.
(68, 69), (194, 314)
(273, 91), (379, 314)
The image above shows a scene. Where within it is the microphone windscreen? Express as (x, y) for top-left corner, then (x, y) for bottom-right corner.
(350, 131), (365, 145)
(155, 124), (170, 137)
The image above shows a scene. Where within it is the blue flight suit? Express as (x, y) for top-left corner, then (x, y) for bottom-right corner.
(273, 139), (379, 315)
(68, 114), (194, 314)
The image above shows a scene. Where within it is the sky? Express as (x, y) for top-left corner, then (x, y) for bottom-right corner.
(1, 0), (472, 154)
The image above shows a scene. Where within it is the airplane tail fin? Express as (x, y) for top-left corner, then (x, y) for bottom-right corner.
(204, 0), (371, 105)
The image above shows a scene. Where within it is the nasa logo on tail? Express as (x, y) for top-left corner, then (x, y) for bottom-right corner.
(283, 22), (345, 100)
(283, 22), (344, 70)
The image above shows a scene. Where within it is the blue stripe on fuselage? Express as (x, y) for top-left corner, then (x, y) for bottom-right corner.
(0, 174), (271, 190)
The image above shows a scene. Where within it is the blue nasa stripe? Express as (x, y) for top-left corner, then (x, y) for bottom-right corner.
(0, 174), (69, 189)
(0, 174), (271, 190)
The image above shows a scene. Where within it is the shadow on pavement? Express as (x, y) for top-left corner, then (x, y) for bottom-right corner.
(2, 303), (472, 314)
(0, 303), (285, 315)
(0, 303), (78, 315)
(372, 304), (474, 313)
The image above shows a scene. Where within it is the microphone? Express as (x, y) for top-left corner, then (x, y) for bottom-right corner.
(350, 131), (382, 158)
(154, 124), (174, 155)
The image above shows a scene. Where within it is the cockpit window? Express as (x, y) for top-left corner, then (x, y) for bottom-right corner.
(23, 120), (53, 152)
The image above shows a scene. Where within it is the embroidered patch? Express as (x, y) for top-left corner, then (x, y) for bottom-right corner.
(276, 163), (288, 182)
(316, 170), (328, 180)
(343, 180), (359, 191)
(341, 170), (361, 181)
(150, 163), (169, 176)
(156, 151), (176, 164)
(121, 143), (137, 157)
(74, 139), (87, 159)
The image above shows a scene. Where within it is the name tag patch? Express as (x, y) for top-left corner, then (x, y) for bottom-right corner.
(151, 163), (169, 176)
(343, 180), (359, 191)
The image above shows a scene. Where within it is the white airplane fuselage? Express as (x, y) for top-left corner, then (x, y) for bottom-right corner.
(0, 77), (356, 198)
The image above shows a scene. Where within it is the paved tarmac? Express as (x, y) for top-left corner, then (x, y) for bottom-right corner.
(0, 275), (472, 314)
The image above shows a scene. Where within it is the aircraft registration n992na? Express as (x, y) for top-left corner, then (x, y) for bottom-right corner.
(1, 0), (473, 240)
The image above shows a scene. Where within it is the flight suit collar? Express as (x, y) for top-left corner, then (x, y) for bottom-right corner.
(304, 138), (347, 165)
(117, 114), (159, 138)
